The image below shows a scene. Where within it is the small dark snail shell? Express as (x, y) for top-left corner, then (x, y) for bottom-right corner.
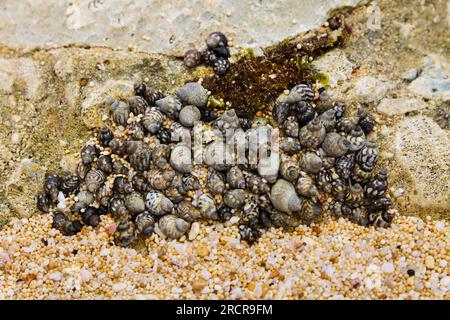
(132, 174), (151, 193)
(155, 95), (182, 119)
(180, 174), (201, 194)
(114, 220), (135, 247)
(316, 169), (333, 193)
(213, 58), (230, 75)
(348, 206), (370, 227)
(130, 122), (146, 140)
(317, 108), (336, 132)
(328, 200), (351, 218)
(333, 102), (345, 119)
(213, 46), (230, 59)
(175, 82), (209, 108)
(295, 175), (319, 199)
(113, 176), (133, 194)
(202, 49), (218, 64)
(300, 152), (322, 174)
(238, 224), (261, 245)
(335, 116), (359, 133)
(195, 194), (218, 220)
(369, 211), (394, 228)
(299, 200), (323, 226)
(299, 118), (326, 149)
(147, 168), (175, 191)
(108, 138), (127, 156)
(76, 162), (90, 180)
(135, 211), (155, 237)
(296, 101), (316, 127)
(283, 116), (299, 138)
(357, 108), (375, 134)
(125, 192), (146, 214)
(345, 183), (365, 208)
(96, 155), (113, 174)
(352, 163), (372, 185)
(164, 186), (185, 204)
(60, 173), (80, 196)
(259, 210), (273, 229)
(331, 177), (347, 201)
(280, 137), (302, 155)
(321, 132), (350, 157)
(246, 174), (270, 195)
(268, 210), (301, 230)
(280, 159), (300, 182)
(365, 169), (388, 198)
(134, 83), (164, 106)
(52, 212), (82, 236)
(206, 31), (228, 49)
(151, 144), (171, 169)
(85, 169), (106, 193)
(272, 102), (290, 124)
(223, 189), (246, 209)
(175, 200), (200, 223)
(37, 194), (51, 213)
(207, 169), (226, 195)
(227, 166), (246, 189)
(81, 144), (99, 165)
(81, 206), (100, 227)
(98, 127), (113, 147)
(108, 98), (130, 126)
(347, 126), (366, 152)
(184, 49), (202, 68)
(128, 144), (152, 172)
(241, 202), (260, 229)
(109, 197), (127, 217)
(142, 107), (165, 134)
(127, 96), (149, 116)
(366, 197), (393, 214)
(158, 214), (190, 239)
(286, 83), (315, 104)
(335, 154), (355, 180)
(112, 160), (129, 175)
(355, 140), (379, 172)
(218, 205), (232, 222)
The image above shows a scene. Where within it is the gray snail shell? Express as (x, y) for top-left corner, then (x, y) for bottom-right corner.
(151, 144), (171, 169)
(127, 96), (149, 116)
(321, 132), (350, 157)
(135, 211), (155, 237)
(223, 189), (246, 209)
(155, 95), (182, 119)
(285, 83), (315, 104)
(227, 166), (246, 189)
(348, 206), (369, 227)
(109, 197), (127, 217)
(147, 168), (175, 190)
(195, 194), (219, 220)
(175, 200), (201, 223)
(145, 190), (174, 216)
(280, 137), (302, 155)
(96, 155), (113, 174)
(317, 108), (336, 132)
(125, 191), (146, 214)
(85, 169), (106, 193)
(335, 154), (355, 180)
(128, 143), (152, 172)
(280, 159), (300, 182)
(179, 105), (201, 127)
(300, 152), (323, 174)
(295, 175), (320, 199)
(246, 174), (270, 195)
(81, 144), (99, 165)
(142, 107), (165, 134)
(347, 126), (366, 152)
(214, 109), (241, 133)
(207, 169), (226, 195)
(283, 116), (299, 138)
(108, 98), (130, 127)
(170, 144), (193, 174)
(158, 214), (190, 239)
(299, 117), (326, 149)
(270, 179), (303, 213)
(175, 82), (209, 108)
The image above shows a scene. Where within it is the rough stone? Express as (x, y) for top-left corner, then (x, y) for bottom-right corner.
(352, 76), (390, 103)
(408, 56), (450, 100)
(377, 98), (427, 116)
(312, 50), (356, 87)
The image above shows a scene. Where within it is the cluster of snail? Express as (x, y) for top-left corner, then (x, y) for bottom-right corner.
(36, 78), (394, 246)
(184, 32), (231, 75)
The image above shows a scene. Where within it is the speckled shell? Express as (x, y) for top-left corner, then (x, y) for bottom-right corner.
(272, 102), (290, 124)
(96, 184), (111, 207)
(347, 126), (366, 152)
(132, 174), (151, 193)
(155, 95), (182, 119)
(345, 183), (364, 208)
(125, 192), (146, 214)
(241, 201), (260, 228)
(328, 200), (351, 218)
(204, 141), (233, 171)
(269, 210), (301, 230)
(355, 140), (379, 171)
(109, 197), (127, 217)
(365, 169), (388, 198)
(108, 98), (130, 126)
(52, 212), (82, 236)
(296, 101), (316, 127)
(135, 212), (155, 237)
(114, 220), (135, 247)
(142, 107), (165, 134)
(128, 143), (151, 172)
(348, 206), (369, 227)
(316, 169), (333, 193)
(76, 162), (90, 180)
(179, 105), (201, 127)
(180, 174), (201, 194)
(300, 152), (323, 174)
(96, 155), (113, 174)
(299, 118), (326, 149)
(352, 163), (372, 184)
(85, 169), (106, 193)
(134, 83), (164, 105)
(369, 211), (394, 228)
(333, 102), (345, 120)
(176, 82), (209, 108)
(213, 58), (230, 75)
(151, 144), (171, 169)
(170, 144), (193, 173)
(227, 166), (246, 189)
(206, 31), (228, 48)
(81, 144), (99, 165)
(207, 169), (226, 195)
(335, 116), (359, 133)
(145, 190), (174, 216)
(285, 83), (315, 104)
(109, 138), (127, 156)
(159, 214), (190, 239)
(223, 189), (246, 209)
(99, 126), (113, 147)
(60, 173), (80, 196)
(280, 159), (300, 182)
(214, 109), (241, 133)
(246, 174), (270, 195)
(280, 137), (302, 155)
(283, 116), (299, 137)
(184, 49), (202, 68)
(300, 200), (323, 226)
(130, 122), (145, 140)
(270, 179), (303, 213)
(321, 132), (350, 157)
(147, 168), (175, 190)
(113, 176), (133, 194)
(366, 197), (392, 214)
(37, 194), (50, 213)
(195, 194), (219, 220)
(317, 108), (336, 132)
(164, 186), (185, 204)
(127, 96), (149, 116)
(295, 175), (319, 199)
(331, 177), (347, 201)
(357, 108), (375, 134)
(238, 224), (261, 245)
(335, 154), (355, 180)
(175, 200), (200, 223)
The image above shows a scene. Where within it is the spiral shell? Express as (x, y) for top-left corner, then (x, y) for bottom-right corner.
(52, 212), (82, 236)
(300, 152), (322, 174)
(270, 179), (303, 213)
(357, 108), (375, 134)
(155, 95), (182, 119)
(280, 137), (302, 155)
(366, 197), (393, 214)
(328, 200), (351, 218)
(283, 116), (299, 137)
(347, 126), (366, 152)
(135, 211), (155, 237)
(241, 201), (260, 228)
(348, 206), (369, 227)
(96, 183), (111, 207)
(130, 122), (145, 140)
(272, 102), (290, 124)
(206, 31), (228, 48)
(365, 169), (388, 198)
(227, 166), (246, 189)
(142, 107), (165, 134)
(280, 159), (300, 182)
(316, 169), (332, 193)
(76, 162), (90, 180)
(195, 194), (219, 220)
(127, 96), (149, 116)
(223, 189), (246, 209)
(207, 169), (226, 195)
(296, 101), (316, 127)
(246, 174), (270, 195)
(204, 141), (233, 171)
(96, 155), (113, 174)
(158, 214), (190, 239)
(321, 132), (350, 157)
(345, 183), (364, 208)
(317, 108), (336, 132)
(295, 175), (319, 199)
(145, 190), (174, 216)
(128, 143), (151, 172)
(238, 224), (261, 245)
(333, 102), (345, 119)
(85, 169), (105, 193)
(300, 200), (323, 226)
(213, 58), (230, 75)
(175, 200), (200, 223)
(113, 176), (133, 194)
(214, 109), (241, 133)
(179, 105), (201, 127)
(170, 144), (193, 173)
(285, 83), (315, 104)
(170, 121), (191, 143)
(369, 211), (394, 228)
(352, 163), (372, 184)
(147, 168), (175, 190)
(125, 191), (146, 214)
(299, 118), (326, 149)
(114, 220), (135, 247)
(335, 154), (355, 180)
(336, 116), (359, 133)
(60, 173), (80, 196)
(180, 174), (201, 194)
(98, 126), (113, 147)
(109, 197), (127, 217)
(108, 98), (130, 126)
(355, 140), (379, 172)
(176, 82), (209, 108)
(81, 206), (100, 227)
(151, 144), (171, 169)
(164, 186), (185, 204)
(331, 177), (347, 201)
(109, 138), (127, 156)
(184, 49), (202, 68)
(37, 194), (50, 213)
(132, 174), (151, 193)
(81, 144), (99, 165)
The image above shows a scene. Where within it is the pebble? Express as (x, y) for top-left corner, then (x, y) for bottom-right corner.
(381, 262), (395, 273)
(49, 271), (62, 282)
(188, 222), (200, 241)
(112, 282), (127, 292)
(401, 68), (419, 81)
(229, 216), (240, 224)
(196, 243), (210, 257)
(11, 132), (21, 144)
(425, 256), (435, 269)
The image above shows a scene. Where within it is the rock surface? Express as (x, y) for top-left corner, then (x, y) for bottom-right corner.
(377, 98), (427, 116)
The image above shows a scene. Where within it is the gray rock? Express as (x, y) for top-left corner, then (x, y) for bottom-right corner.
(352, 76), (390, 103)
(377, 98), (427, 116)
(408, 56), (450, 100)
(312, 51), (355, 87)
(401, 68), (419, 81)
